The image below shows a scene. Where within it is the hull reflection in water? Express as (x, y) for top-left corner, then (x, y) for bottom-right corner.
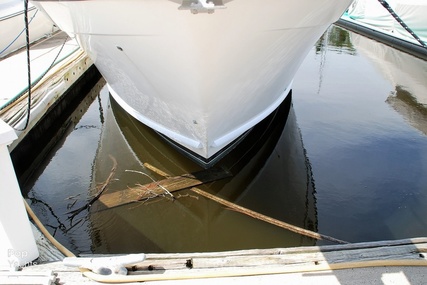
(87, 86), (317, 253)
(351, 33), (427, 135)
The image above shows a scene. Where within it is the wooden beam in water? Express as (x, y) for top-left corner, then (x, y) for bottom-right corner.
(97, 168), (232, 209)
(141, 163), (348, 244)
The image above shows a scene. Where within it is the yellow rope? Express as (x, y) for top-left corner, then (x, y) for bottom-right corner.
(82, 259), (427, 283)
(24, 199), (75, 258)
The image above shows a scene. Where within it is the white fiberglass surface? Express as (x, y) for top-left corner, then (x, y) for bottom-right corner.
(33, 0), (353, 158)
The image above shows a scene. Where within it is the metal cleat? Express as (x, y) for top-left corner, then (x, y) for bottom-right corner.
(63, 253), (146, 275)
(179, 0), (226, 14)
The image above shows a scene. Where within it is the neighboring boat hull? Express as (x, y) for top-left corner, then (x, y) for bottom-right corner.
(0, 0), (56, 58)
(32, 0), (351, 163)
(345, 0), (427, 46)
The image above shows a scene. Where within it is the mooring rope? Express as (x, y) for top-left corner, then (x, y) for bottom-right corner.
(18, 0), (32, 131)
(377, 0), (427, 48)
(14, 1), (68, 131)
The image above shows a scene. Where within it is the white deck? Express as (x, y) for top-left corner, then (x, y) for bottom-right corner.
(0, 31), (79, 109)
(0, 31), (92, 149)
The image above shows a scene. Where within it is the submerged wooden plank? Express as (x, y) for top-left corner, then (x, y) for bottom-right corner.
(140, 163), (347, 244)
(98, 168), (232, 209)
(73, 241), (427, 274)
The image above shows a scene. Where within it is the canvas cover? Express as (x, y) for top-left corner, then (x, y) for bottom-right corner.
(347, 0), (426, 44)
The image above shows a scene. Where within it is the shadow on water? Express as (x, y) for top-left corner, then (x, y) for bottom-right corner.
(24, 79), (318, 254)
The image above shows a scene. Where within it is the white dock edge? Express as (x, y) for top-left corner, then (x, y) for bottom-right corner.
(0, 119), (38, 270)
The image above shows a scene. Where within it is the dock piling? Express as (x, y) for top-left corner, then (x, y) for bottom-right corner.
(0, 120), (38, 269)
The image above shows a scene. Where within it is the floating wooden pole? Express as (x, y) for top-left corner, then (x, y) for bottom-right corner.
(189, 187), (347, 244)
(142, 163), (348, 244)
(97, 168), (232, 209)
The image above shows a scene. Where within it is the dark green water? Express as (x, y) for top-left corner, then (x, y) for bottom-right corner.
(24, 25), (427, 255)
(292, 26), (427, 244)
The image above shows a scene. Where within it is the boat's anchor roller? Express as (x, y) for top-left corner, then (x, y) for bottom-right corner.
(179, 0), (226, 14)
(63, 254), (146, 275)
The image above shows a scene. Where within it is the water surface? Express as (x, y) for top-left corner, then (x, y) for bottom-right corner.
(24, 25), (427, 254)
(292, 26), (427, 244)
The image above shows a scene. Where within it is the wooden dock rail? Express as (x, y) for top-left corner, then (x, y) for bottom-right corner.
(11, 237), (427, 284)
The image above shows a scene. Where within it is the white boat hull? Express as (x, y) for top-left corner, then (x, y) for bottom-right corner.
(32, 0), (351, 164)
